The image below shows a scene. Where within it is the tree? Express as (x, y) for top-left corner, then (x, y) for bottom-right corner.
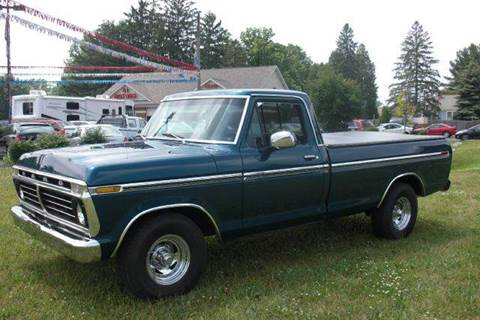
(329, 24), (378, 118)
(240, 27), (276, 66)
(356, 44), (378, 118)
(329, 24), (358, 79)
(163, 0), (198, 62)
(388, 21), (441, 118)
(379, 106), (392, 124)
(200, 12), (230, 69)
(306, 66), (362, 131)
(393, 91), (416, 125)
(223, 39), (248, 67)
(447, 43), (480, 91)
(456, 63), (480, 120)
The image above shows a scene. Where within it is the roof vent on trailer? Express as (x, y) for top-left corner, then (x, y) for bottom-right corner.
(96, 95), (110, 99)
(29, 90), (46, 96)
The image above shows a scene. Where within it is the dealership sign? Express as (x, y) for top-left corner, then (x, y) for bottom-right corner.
(111, 85), (140, 100)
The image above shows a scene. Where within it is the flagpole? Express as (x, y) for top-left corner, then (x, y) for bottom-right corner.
(1, 3), (24, 123)
(195, 12), (201, 90)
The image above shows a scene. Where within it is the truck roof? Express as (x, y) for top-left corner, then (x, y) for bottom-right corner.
(163, 89), (310, 101)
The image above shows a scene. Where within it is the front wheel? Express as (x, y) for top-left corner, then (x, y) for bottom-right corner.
(116, 213), (207, 299)
(462, 134), (469, 140)
(371, 183), (418, 239)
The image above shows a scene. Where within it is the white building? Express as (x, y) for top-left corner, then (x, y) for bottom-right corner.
(438, 95), (459, 121)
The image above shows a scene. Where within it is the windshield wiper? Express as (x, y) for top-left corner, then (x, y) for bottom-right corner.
(152, 111), (176, 137)
(161, 132), (186, 144)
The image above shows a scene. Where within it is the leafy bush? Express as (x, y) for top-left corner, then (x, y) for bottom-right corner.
(36, 133), (70, 150)
(7, 140), (38, 163)
(80, 127), (107, 145)
(365, 126), (379, 131)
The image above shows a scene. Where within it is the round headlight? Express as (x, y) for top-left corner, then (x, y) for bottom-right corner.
(76, 204), (87, 226)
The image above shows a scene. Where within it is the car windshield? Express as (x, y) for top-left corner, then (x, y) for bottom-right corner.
(99, 117), (124, 127)
(100, 126), (122, 136)
(143, 97), (247, 143)
(19, 125), (54, 134)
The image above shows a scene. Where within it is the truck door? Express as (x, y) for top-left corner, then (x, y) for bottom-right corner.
(240, 97), (329, 230)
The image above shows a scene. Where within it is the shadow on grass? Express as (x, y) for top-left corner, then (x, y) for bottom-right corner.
(25, 214), (469, 306)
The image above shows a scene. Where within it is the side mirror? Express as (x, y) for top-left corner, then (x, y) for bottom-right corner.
(270, 130), (296, 150)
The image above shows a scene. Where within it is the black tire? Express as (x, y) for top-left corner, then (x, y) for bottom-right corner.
(443, 132), (450, 138)
(116, 213), (207, 299)
(462, 134), (469, 140)
(371, 183), (418, 239)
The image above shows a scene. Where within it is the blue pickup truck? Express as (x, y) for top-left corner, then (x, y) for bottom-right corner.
(10, 89), (452, 299)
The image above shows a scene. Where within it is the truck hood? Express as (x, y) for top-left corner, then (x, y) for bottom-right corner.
(16, 140), (218, 186)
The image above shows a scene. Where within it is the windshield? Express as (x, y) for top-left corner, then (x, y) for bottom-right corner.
(142, 97), (247, 143)
(19, 126), (55, 134)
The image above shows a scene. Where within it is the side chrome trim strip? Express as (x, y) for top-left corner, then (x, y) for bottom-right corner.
(243, 164), (329, 181)
(111, 203), (221, 257)
(377, 173), (425, 208)
(97, 173), (243, 194)
(331, 152), (448, 168)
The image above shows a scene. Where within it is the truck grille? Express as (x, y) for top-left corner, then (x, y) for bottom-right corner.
(17, 180), (78, 223)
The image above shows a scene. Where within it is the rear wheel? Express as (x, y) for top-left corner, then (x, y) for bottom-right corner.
(443, 132), (450, 138)
(117, 213), (207, 299)
(371, 183), (418, 239)
(462, 134), (469, 140)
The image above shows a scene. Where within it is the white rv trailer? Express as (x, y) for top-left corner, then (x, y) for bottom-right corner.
(12, 90), (135, 122)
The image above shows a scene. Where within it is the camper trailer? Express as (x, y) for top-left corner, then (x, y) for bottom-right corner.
(12, 91), (134, 123)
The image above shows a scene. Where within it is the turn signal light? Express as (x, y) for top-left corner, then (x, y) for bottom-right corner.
(95, 186), (122, 194)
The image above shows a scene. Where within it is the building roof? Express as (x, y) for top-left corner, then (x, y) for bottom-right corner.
(104, 66), (288, 104)
(439, 95), (459, 112)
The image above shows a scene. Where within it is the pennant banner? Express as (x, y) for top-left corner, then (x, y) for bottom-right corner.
(0, 13), (197, 73)
(1, 65), (158, 72)
(8, 0), (198, 71)
(12, 72), (175, 78)
(3, 78), (197, 85)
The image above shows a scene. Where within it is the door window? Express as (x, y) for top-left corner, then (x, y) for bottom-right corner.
(247, 100), (308, 147)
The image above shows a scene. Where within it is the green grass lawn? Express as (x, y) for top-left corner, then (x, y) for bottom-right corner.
(0, 141), (479, 319)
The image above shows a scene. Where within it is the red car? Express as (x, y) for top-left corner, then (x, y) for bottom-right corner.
(414, 123), (457, 137)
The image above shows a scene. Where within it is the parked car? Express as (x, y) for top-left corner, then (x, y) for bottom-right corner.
(378, 123), (413, 134)
(70, 124), (127, 145)
(97, 115), (146, 139)
(1, 122), (56, 149)
(24, 118), (66, 132)
(347, 119), (376, 131)
(10, 89), (452, 299)
(68, 120), (95, 126)
(454, 124), (480, 140)
(414, 123), (456, 137)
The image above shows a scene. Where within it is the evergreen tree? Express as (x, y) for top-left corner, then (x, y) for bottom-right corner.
(388, 21), (441, 118)
(456, 63), (480, 120)
(329, 24), (378, 118)
(447, 43), (480, 91)
(200, 12), (230, 69)
(123, 0), (159, 51)
(379, 106), (392, 124)
(356, 44), (378, 118)
(329, 24), (358, 79)
(163, 0), (198, 62)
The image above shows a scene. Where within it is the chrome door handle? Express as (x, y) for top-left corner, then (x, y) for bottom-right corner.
(304, 155), (318, 160)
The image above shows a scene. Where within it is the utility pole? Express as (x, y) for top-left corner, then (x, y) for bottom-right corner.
(194, 12), (201, 90)
(1, 3), (24, 123)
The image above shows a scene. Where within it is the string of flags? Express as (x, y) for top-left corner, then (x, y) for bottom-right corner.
(2, 78), (197, 85)
(4, 0), (198, 71)
(1, 66), (158, 72)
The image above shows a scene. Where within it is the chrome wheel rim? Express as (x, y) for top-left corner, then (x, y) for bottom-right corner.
(146, 234), (190, 286)
(392, 197), (412, 231)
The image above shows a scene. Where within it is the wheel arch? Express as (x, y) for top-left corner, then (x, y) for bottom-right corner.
(377, 173), (425, 208)
(111, 203), (221, 257)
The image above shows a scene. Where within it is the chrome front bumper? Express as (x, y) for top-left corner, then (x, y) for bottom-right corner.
(11, 206), (102, 263)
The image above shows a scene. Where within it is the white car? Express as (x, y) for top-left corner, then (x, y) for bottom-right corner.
(70, 124), (127, 146)
(377, 123), (413, 134)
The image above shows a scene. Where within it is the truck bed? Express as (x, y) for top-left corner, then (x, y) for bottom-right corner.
(322, 131), (444, 148)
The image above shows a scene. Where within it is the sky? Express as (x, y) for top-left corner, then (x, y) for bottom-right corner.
(0, 0), (479, 103)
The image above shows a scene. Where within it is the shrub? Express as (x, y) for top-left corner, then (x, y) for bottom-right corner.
(8, 140), (38, 163)
(36, 133), (70, 150)
(80, 127), (107, 145)
(365, 126), (379, 131)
